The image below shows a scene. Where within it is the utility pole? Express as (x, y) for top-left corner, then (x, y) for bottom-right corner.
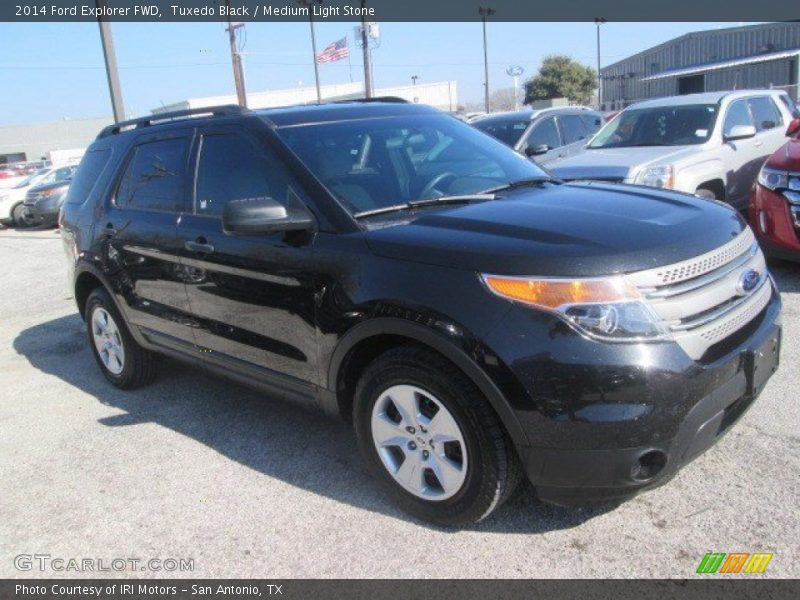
(360, 0), (372, 98)
(298, 0), (322, 103)
(594, 17), (607, 109)
(411, 75), (418, 86)
(479, 7), (495, 113)
(226, 0), (247, 107)
(95, 0), (125, 122)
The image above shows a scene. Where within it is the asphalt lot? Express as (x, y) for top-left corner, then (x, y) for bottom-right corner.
(0, 225), (798, 579)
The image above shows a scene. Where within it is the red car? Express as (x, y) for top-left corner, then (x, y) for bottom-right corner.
(750, 114), (800, 261)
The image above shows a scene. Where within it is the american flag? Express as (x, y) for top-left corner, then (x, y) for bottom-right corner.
(315, 36), (349, 64)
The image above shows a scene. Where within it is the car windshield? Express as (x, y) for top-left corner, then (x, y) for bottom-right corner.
(471, 116), (530, 147)
(12, 168), (49, 189)
(588, 104), (719, 148)
(275, 112), (549, 217)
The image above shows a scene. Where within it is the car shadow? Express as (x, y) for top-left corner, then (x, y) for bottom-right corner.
(768, 259), (800, 294)
(13, 313), (611, 534)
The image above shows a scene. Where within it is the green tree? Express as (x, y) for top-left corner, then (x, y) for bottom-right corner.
(524, 55), (597, 106)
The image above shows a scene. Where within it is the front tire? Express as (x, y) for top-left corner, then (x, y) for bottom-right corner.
(353, 344), (522, 527)
(85, 287), (155, 389)
(695, 187), (719, 200)
(11, 203), (28, 227)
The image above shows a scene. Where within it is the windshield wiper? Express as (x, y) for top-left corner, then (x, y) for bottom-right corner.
(353, 194), (494, 220)
(482, 176), (556, 194)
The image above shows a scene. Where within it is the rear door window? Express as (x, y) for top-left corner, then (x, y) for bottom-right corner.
(116, 138), (189, 212)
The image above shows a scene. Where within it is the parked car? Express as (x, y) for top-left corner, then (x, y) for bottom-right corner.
(61, 101), (780, 526)
(23, 178), (72, 227)
(0, 164), (75, 226)
(548, 90), (798, 209)
(750, 115), (800, 261)
(0, 164), (27, 190)
(471, 106), (603, 164)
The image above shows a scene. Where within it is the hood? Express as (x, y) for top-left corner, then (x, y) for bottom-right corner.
(364, 182), (746, 277)
(28, 180), (70, 195)
(548, 145), (697, 181)
(765, 137), (800, 171)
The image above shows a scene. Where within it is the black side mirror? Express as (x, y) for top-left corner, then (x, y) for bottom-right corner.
(524, 144), (550, 157)
(222, 197), (313, 235)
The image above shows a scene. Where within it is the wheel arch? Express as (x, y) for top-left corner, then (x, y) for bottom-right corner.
(328, 317), (530, 450)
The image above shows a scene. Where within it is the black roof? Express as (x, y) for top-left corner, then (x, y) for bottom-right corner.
(257, 100), (440, 128)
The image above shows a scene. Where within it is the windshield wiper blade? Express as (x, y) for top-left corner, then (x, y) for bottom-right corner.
(407, 194), (495, 208)
(354, 194), (495, 219)
(482, 177), (556, 194)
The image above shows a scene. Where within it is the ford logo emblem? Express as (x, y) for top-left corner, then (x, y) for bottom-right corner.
(736, 269), (760, 295)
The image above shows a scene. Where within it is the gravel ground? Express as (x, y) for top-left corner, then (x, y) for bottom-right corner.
(0, 225), (798, 579)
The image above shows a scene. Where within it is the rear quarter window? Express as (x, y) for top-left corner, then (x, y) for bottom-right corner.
(65, 149), (112, 205)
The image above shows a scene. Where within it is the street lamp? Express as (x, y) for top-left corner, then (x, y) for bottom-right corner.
(594, 17), (607, 109)
(479, 6), (495, 113)
(411, 75), (419, 87)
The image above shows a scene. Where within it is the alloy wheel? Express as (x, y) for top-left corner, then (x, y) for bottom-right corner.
(91, 307), (126, 375)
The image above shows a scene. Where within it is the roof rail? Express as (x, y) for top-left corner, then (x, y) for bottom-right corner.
(332, 96), (410, 104)
(96, 104), (250, 138)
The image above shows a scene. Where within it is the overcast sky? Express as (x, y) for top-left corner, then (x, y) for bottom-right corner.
(0, 21), (749, 123)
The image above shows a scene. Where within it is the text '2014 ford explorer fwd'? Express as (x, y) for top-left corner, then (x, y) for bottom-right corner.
(60, 101), (781, 527)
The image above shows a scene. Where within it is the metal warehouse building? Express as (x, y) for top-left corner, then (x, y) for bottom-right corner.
(600, 22), (800, 111)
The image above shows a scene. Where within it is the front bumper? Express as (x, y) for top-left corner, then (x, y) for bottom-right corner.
(22, 204), (59, 227)
(483, 286), (782, 506)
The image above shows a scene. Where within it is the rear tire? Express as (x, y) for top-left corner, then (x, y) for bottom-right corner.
(353, 344), (522, 527)
(85, 287), (155, 389)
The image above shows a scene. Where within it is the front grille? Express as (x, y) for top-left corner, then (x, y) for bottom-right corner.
(627, 228), (772, 360)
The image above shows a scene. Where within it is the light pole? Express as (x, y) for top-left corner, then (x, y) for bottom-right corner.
(95, 0), (125, 122)
(479, 6), (495, 113)
(506, 65), (524, 111)
(594, 17), (606, 109)
(298, 0), (322, 103)
(411, 75), (418, 86)
(360, 1), (373, 98)
(225, 0), (247, 107)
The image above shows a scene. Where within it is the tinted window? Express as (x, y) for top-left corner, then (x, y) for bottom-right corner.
(116, 138), (188, 212)
(590, 104), (718, 148)
(559, 115), (588, 144)
(53, 166), (74, 181)
(747, 97), (782, 131)
(527, 117), (561, 149)
(195, 133), (291, 216)
(472, 117), (530, 147)
(723, 100), (753, 137)
(580, 114), (603, 134)
(65, 149), (112, 205)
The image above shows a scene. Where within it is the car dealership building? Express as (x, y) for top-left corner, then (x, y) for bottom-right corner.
(600, 22), (800, 111)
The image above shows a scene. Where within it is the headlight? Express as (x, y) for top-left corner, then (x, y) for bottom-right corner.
(757, 166), (789, 191)
(481, 274), (670, 341)
(635, 164), (673, 189)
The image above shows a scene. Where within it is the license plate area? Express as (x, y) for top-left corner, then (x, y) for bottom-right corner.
(747, 330), (780, 396)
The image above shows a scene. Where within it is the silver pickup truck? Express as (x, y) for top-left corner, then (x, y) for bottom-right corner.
(548, 90), (799, 210)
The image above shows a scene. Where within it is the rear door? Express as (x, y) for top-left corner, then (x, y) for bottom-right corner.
(176, 125), (319, 391)
(102, 129), (198, 349)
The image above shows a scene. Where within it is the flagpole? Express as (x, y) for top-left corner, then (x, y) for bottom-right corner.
(298, 0), (322, 103)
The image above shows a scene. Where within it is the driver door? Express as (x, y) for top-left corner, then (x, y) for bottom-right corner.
(176, 125), (319, 392)
(519, 116), (563, 164)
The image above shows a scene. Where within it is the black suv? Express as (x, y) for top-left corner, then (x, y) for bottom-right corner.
(61, 101), (781, 526)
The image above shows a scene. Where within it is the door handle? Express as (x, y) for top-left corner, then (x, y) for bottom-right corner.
(185, 239), (215, 254)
